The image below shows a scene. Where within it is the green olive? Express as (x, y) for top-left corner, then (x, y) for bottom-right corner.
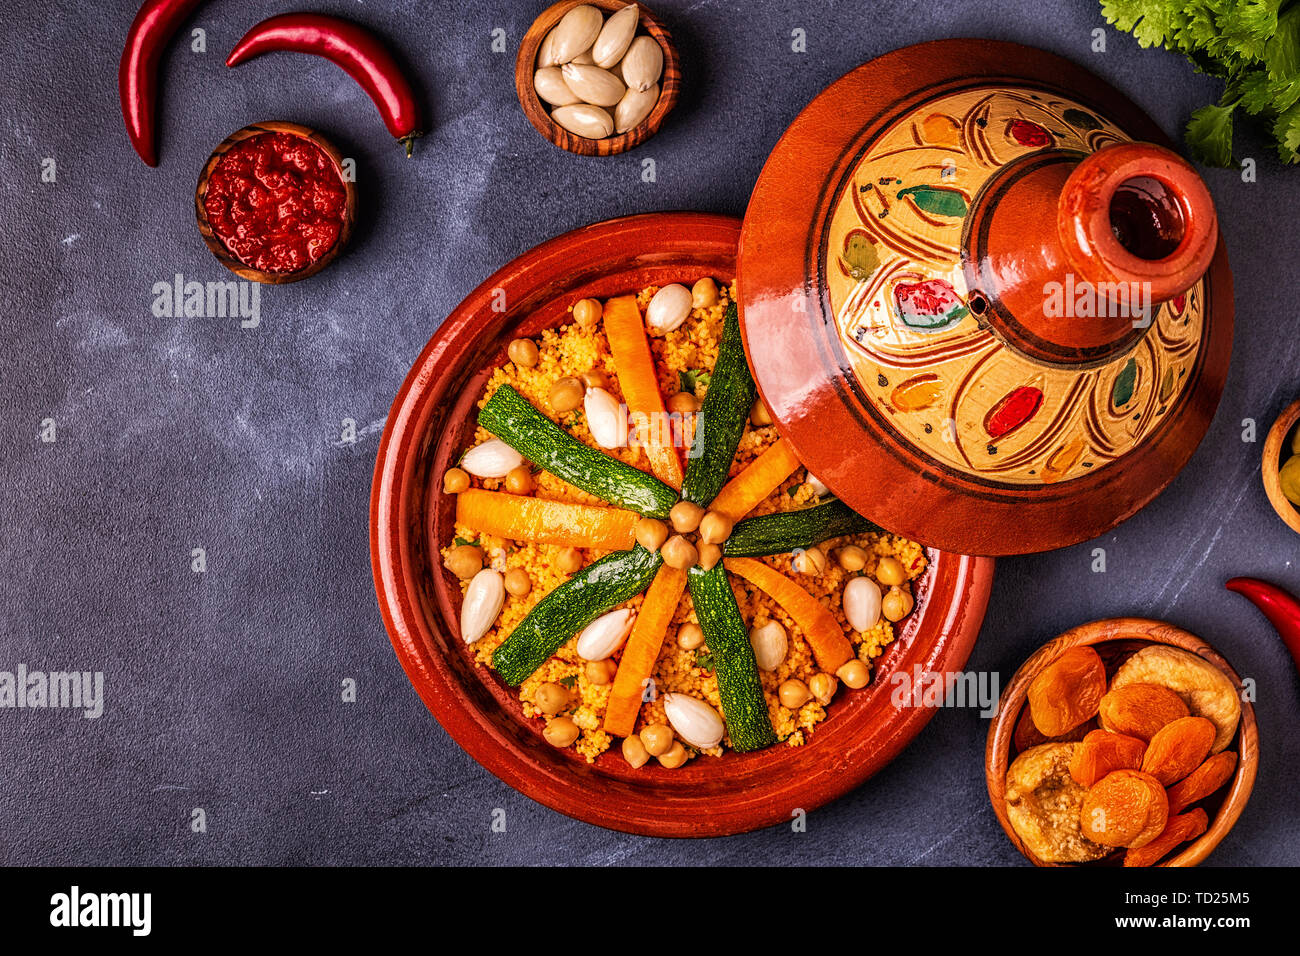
(1281, 454), (1300, 506)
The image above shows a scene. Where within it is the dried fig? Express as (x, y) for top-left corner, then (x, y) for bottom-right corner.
(1004, 743), (1108, 863)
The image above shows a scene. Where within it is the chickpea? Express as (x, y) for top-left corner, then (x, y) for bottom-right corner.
(443, 544), (483, 580)
(504, 464), (534, 495)
(667, 390), (700, 414)
(442, 467), (470, 494)
(669, 501), (705, 533)
(677, 622), (705, 651)
(809, 672), (838, 706)
(581, 368), (612, 390)
(660, 534), (699, 570)
(639, 723), (674, 757)
(585, 660), (617, 685)
(557, 547), (583, 574)
(504, 568), (532, 597)
(793, 546), (827, 575)
(622, 735), (650, 769)
(778, 678), (811, 709)
(657, 741), (688, 769)
(634, 517), (669, 553)
(572, 297), (602, 329)
(836, 659), (870, 689)
(876, 555), (907, 587)
(549, 376), (584, 412)
(698, 510), (733, 545)
(543, 716), (580, 747)
(882, 586), (915, 622)
(750, 398), (774, 427)
(697, 543), (722, 571)
(691, 277), (719, 310)
(534, 681), (570, 716)
(507, 337), (539, 368)
(836, 545), (868, 572)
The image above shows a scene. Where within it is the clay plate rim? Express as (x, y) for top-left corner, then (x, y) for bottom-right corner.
(984, 617), (1258, 866)
(370, 211), (996, 837)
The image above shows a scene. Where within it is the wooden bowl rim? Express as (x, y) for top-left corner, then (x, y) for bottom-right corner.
(514, 0), (680, 156)
(369, 211), (997, 836)
(1261, 398), (1300, 535)
(194, 120), (357, 285)
(985, 617), (1258, 867)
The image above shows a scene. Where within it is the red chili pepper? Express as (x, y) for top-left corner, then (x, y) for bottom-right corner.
(119, 0), (205, 166)
(226, 13), (423, 156)
(1225, 577), (1300, 675)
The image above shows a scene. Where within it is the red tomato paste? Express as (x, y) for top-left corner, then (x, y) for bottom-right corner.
(203, 132), (347, 274)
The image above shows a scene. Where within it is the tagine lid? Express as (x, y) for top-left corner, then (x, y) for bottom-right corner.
(737, 39), (1232, 556)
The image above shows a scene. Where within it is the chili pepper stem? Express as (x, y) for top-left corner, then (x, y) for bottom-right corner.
(399, 132), (421, 158)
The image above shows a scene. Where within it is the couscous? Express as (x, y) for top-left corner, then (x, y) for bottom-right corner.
(439, 278), (926, 766)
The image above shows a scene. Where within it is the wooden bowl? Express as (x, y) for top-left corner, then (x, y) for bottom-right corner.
(195, 121), (357, 284)
(986, 618), (1258, 866)
(371, 211), (996, 836)
(515, 1), (681, 156)
(1262, 398), (1300, 535)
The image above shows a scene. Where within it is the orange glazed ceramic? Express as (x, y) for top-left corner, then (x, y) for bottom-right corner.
(738, 40), (1233, 555)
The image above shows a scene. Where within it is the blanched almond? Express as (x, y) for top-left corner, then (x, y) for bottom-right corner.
(545, 5), (602, 64)
(663, 693), (725, 749)
(620, 35), (662, 91)
(561, 63), (626, 107)
(460, 438), (523, 478)
(551, 104), (614, 139)
(460, 569), (504, 644)
(575, 608), (636, 660)
(593, 3), (639, 68)
(584, 385), (627, 448)
(645, 283), (692, 334)
(749, 620), (788, 672)
(843, 577), (882, 632)
(534, 66), (580, 107)
(615, 82), (658, 133)
(805, 471), (830, 497)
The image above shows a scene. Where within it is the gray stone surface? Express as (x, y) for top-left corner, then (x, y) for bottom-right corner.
(1, 0), (1296, 865)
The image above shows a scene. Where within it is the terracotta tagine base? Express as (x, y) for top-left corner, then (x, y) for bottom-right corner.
(738, 40), (1233, 556)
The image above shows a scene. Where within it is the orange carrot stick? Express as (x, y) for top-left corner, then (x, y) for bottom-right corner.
(455, 488), (637, 550)
(723, 557), (853, 672)
(602, 294), (684, 490)
(604, 565), (688, 737)
(710, 437), (801, 521)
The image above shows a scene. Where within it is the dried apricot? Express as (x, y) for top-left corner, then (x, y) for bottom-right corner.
(1140, 716), (1216, 786)
(1027, 646), (1106, 737)
(1123, 809), (1209, 867)
(1068, 729), (1147, 787)
(1098, 682), (1190, 741)
(1079, 769), (1168, 848)
(1167, 751), (1238, 814)
(1013, 707), (1095, 752)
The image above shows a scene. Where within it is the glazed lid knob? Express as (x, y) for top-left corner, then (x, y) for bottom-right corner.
(1057, 142), (1218, 306)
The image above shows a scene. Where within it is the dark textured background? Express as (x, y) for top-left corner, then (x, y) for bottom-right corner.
(1, 0), (1296, 866)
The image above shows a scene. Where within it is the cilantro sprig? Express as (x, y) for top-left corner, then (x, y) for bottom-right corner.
(1101, 0), (1300, 165)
